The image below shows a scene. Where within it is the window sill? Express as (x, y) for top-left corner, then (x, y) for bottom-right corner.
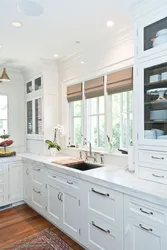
(64, 147), (128, 158)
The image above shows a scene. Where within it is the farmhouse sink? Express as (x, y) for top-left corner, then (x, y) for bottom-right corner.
(67, 162), (103, 171)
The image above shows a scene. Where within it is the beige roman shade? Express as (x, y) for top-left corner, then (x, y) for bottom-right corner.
(84, 76), (104, 99)
(67, 83), (82, 102)
(107, 67), (133, 94)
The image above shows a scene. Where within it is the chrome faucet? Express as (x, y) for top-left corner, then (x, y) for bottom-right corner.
(84, 138), (96, 162)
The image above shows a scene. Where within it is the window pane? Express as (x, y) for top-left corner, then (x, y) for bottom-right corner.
(74, 117), (82, 145)
(89, 98), (97, 115)
(99, 115), (105, 147)
(89, 116), (98, 148)
(99, 96), (105, 114)
(35, 77), (42, 91)
(0, 95), (7, 120)
(111, 91), (133, 150)
(73, 101), (82, 116)
(0, 120), (7, 135)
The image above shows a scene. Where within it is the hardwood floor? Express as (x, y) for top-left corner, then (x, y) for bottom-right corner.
(0, 204), (84, 249)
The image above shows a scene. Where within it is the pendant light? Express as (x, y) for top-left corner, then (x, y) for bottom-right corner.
(0, 68), (10, 82)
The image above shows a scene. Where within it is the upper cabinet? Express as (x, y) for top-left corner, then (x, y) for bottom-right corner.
(26, 76), (42, 95)
(25, 75), (43, 137)
(137, 10), (167, 59)
(138, 55), (167, 147)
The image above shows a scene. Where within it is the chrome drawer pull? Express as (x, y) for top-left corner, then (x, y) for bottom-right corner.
(140, 208), (153, 215)
(58, 192), (61, 200)
(91, 188), (109, 197)
(92, 221), (110, 234)
(34, 168), (41, 171)
(139, 224), (153, 232)
(51, 175), (57, 179)
(152, 174), (164, 178)
(67, 181), (73, 185)
(151, 156), (164, 160)
(33, 188), (41, 194)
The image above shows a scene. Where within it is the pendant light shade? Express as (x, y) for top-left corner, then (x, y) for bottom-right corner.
(0, 68), (10, 82)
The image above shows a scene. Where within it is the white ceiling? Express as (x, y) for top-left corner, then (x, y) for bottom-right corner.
(0, 0), (140, 70)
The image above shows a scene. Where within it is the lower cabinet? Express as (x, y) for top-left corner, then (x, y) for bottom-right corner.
(87, 214), (123, 250)
(8, 162), (23, 203)
(45, 174), (81, 241)
(124, 217), (167, 250)
(23, 163), (31, 205)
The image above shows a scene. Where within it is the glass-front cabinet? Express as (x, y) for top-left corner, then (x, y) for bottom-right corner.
(26, 97), (43, 136)
(137, 10), (167, 58)
(138, 55), (167, 146)
(26, 76), (42, 95)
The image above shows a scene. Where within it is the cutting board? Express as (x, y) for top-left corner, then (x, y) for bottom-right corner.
(52, 156), (84, 166)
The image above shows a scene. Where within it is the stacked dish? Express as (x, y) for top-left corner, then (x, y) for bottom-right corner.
(157, 135), (167, 140)
(144, 130), (156, 139)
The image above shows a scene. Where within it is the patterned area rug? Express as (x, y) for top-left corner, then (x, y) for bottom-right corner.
(3, 229), (73, 250)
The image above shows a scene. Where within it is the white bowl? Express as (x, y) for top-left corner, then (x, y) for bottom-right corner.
(152, 129), (164, 137)
(161, 72), (167, 81)
(144, 130), (156, 135)
(157, 29), (167, 36)
(157, 135), (167, 140)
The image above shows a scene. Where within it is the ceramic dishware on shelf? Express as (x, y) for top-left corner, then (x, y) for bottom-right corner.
(157, 135), (167, 140)
(152, 129), (164, 137)
(147, 88), (167, 101)
(152, 29), (167, 47)
(144, 130), (156, 139)
(150, 109), (167, 121)
(161, 72), (167, 81)
(149, 74), (161, 83)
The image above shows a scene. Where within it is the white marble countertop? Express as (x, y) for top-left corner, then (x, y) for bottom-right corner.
(18, 153), (167, 207)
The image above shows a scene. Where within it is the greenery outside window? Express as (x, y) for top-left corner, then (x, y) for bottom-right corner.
(70, 100), (82, 145)
(111, 91), (133, 150)
(87, 96), (105, 148)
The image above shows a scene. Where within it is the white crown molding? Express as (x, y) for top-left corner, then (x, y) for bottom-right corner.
(130, 0), (167, 20)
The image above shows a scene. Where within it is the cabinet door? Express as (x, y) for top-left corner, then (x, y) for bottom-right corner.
(27, 100), (33, 134)
(61, 187), (80, 241)
(137, 10), (167, 59)
(23, 164), (31, 205)
(35, 98), (43, 135)
(46, 181), (62, 227)
(138, 55), (167, 148)
(125, 217), (167, 250)
(8, 162), (22, 203)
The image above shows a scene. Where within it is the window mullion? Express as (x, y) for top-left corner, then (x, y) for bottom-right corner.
(120, 93), (123, 148)
(127, 92), (130, 147)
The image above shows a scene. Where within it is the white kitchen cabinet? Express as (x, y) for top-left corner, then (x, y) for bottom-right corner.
(125, 216), (167, 250)
(46, 178), (62, 227)
(23, 163), (31, 205)
(8, 162), (23, 203)
(137, 9), (167, 60)
(61, 186), (81, 240)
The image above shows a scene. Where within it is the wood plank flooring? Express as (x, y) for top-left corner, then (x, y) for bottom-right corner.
(0, 204), (84, 249)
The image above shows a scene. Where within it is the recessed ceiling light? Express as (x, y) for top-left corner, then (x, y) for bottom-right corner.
(106, 20), (114, 27)
(11, 21), (22, 28)
(0, 45), (2, 49)
(80, 61), (85, 64)
(17, 0), (44, 17)
(54, 54), (59, 58)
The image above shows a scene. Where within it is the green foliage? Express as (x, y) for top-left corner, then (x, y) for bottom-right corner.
(0, 134), (10, 139)
(45, 140), (62, 151)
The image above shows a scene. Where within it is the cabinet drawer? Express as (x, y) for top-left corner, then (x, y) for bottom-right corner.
(47, 171), (79, 190)
(32, 186), (43, 210)
(87, 215), (123, 250)
(87, 184), (123, 228)
(139, 150), (167, 170)
(124, 195), (167, 226)
(32, 165), (43, 187)
(139, 166), (167, 185)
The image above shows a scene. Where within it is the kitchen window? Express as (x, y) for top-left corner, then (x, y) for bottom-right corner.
(87, 96), (105, 148)
(0, 95), (8, 134)
(70, 100), (82, 145)
(110, 90), (133, 150)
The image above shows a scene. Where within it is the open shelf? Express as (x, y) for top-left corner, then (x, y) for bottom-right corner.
(145, 120), (167, 124)
(145, 79), (167, 87)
